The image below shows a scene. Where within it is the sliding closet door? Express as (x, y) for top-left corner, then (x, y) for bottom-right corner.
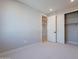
(65, 11), (78, 45)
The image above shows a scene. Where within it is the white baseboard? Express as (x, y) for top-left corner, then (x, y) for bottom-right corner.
(67, 41), (78, 45)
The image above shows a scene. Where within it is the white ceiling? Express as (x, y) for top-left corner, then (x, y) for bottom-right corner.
(18, 0), (78, 14)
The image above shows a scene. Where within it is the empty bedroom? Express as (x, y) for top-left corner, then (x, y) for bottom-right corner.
(0, 0), (78, 59)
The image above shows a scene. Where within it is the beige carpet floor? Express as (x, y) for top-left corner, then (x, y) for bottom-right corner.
(0, 42), (78, 59)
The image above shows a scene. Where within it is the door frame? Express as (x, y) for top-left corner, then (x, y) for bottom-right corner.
(42, 16), (48, 43)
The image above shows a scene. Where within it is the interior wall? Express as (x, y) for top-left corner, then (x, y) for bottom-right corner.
(0, 0), (42, 52)
(47, 8), (77, 44)
(57, 14), (65, 44)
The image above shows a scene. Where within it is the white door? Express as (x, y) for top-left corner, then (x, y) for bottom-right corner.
(47, 15), (56, 42)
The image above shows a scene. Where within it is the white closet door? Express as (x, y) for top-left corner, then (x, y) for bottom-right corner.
(47, 15), (56, 42)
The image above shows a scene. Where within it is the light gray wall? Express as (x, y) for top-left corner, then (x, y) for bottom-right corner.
(0, 1), (42, 52)
(57, 14), (65, 44)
